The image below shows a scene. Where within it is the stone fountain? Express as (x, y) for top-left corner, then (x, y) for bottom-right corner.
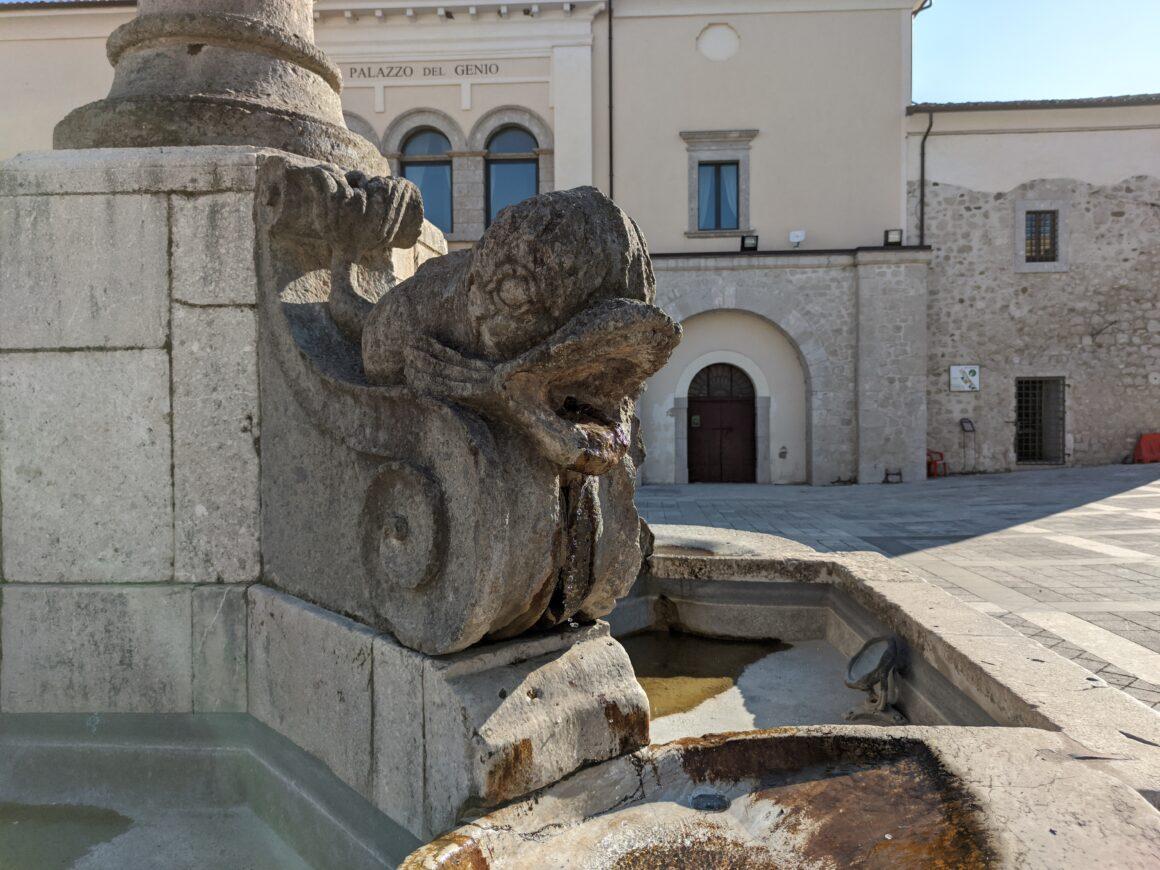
(15, 0), (678, 844)
(2, 0), (1160, 867)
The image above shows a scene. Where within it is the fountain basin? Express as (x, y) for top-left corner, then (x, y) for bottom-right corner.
(402, 726), (1160, 868)
(608, 526), (1006, 737)
(0, 714), (419, 870)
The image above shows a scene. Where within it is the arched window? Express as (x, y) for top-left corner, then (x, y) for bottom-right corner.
(485, 126), (538, 226)
(401, 128), (453, 233)
(688, 363), (756, 399)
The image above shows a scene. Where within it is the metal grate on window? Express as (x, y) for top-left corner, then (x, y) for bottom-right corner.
(1024, 210), (1058, 263)
(1015, 377), (1065, 464)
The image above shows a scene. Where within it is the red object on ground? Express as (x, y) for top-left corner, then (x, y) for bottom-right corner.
(1134, 434), (1160, 464)
(927, 450), (949, 478)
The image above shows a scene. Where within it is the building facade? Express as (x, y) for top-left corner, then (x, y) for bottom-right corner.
(2, 0), (1158, 483)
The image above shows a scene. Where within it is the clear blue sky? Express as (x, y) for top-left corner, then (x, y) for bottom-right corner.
(913, 0), (1160, 103)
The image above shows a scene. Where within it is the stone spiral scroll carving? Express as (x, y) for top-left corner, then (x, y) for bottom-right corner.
(259, 158), (681, 655)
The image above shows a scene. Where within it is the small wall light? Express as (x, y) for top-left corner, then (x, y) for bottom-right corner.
(788, 229), (806, 248)
(740, 234), (759, 252)
(883, 228), (904, 247)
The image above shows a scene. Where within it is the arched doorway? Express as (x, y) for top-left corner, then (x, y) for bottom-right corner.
(687, 363), (756, 482)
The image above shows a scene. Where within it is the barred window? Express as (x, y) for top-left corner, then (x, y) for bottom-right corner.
(1024, 210), (1058, 263)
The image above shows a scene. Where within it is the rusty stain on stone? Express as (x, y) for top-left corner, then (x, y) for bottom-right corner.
(611, 832), (780, 869)
(400, 831), (490, 870)
(483, 738), (536, 805)
(598, 692), (650, 754)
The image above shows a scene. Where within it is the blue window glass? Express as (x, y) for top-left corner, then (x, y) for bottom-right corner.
(486, 126), (539, 226)
(403, 128), (452, 157)
(487, 127), (538, 154)
(402, 128), (453, 234)
(697, 161), (740, 231)
(402, 163), (452, 234)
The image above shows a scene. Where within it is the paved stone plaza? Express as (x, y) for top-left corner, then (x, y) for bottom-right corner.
(638, 464), (1160, 710)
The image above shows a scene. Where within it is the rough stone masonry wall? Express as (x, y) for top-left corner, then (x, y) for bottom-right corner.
(648, 250), (929, 486)
(649, 255), (859, 486)
(912, 176), (1160, 472)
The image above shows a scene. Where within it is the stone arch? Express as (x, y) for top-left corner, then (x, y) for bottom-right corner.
(664, 296), (824, 400)
(675, 350), (770, 399)
(467, 105), (553, 152)
(638, 299), (824, 485)
(382, 108), (467, 160)
(343, 111), (380, 153)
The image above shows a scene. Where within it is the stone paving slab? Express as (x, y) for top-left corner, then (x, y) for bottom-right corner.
(638, 465), (1160, 710)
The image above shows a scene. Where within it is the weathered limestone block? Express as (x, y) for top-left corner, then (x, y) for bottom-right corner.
(0, 146), (263, 197)
(375, 622), (648, 840)
(0, 192), (169, 349)
(0, 585), (192, 713)
(55, 0), (385, 172)
(258, 163), (680, 655)
(173, 305), (260, 583)
(247, 585), (376, 798)
(192, 585), (248, 712)
(172, 192), (258, 305)
(0, 350), (173, 582)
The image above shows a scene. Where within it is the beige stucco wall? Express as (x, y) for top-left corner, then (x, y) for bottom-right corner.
(0, 1), (914, 256)
(640, 308), (809, 485)
(0, 8), (130, 158)
(906, 105), (1160, 191)
(611, 1), (912, 252)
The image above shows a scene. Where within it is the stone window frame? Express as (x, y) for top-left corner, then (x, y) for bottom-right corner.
(1014, 198), (1069, 273)
(381, 109), (471, 243)
(680, 129), (758, 239)
(466, 106), (555, 241)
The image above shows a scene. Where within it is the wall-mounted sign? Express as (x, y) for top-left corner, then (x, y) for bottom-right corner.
(347, 63), (502, 81)
(949, 365), (981, 392)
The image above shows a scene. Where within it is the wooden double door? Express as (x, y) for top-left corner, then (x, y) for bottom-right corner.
(687, 363), (757, 483)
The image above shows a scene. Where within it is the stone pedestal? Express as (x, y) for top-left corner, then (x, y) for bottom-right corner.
(0, 147), (649, 841)
(248, 585), (648, 840)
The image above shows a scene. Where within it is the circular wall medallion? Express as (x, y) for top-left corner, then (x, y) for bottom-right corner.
(696, 24), (740, 62)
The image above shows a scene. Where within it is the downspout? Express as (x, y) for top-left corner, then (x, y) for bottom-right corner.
(918, 110), (933, 245)
(607, 0), (614, 199)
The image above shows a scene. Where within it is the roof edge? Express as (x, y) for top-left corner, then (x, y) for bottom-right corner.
(908, 93), (1160, 114)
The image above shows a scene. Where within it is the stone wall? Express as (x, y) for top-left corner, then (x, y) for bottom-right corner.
(912, 176), (1160, 472)
(0, 146), (445, 713)
(0, 148), (262, 713)
(642, 250), (929, 485)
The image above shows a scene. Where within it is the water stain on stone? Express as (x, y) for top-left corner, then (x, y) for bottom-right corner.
(753, 754), (993, 869)
(672, 733), (992, 869)
(620, 630), (790, 719)
(0, 801), (133, 870)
